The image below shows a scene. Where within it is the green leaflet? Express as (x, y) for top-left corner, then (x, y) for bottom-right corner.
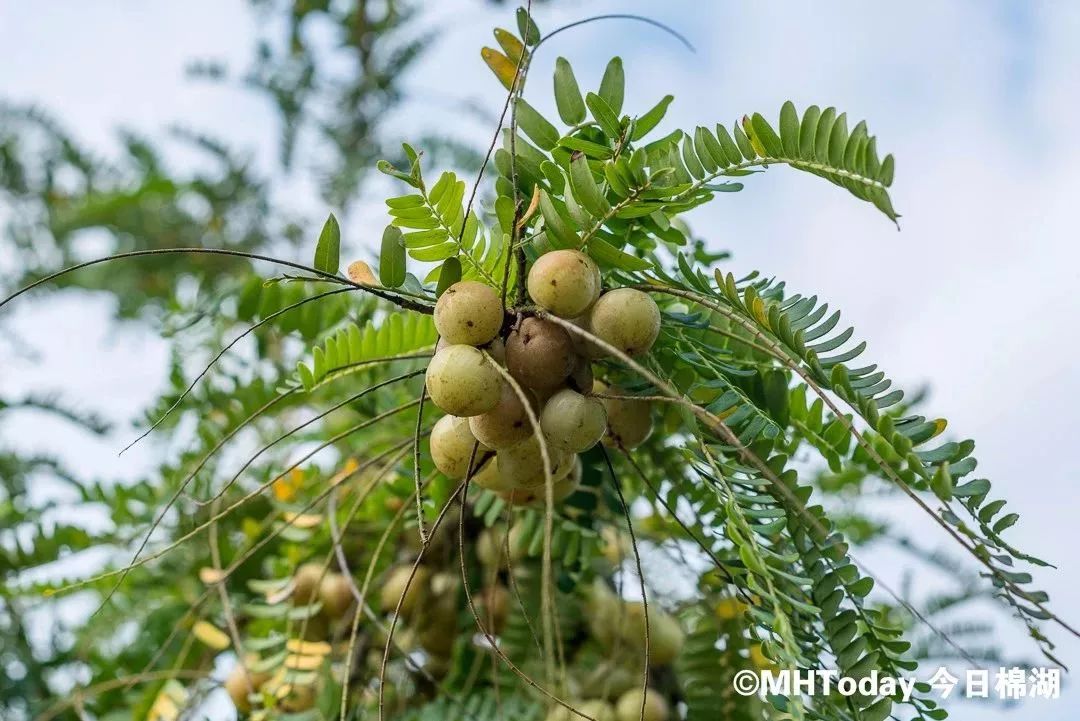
(313, 212), (340, 274)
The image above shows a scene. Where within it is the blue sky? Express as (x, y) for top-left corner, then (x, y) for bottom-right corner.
(1, 1), (1078, 719)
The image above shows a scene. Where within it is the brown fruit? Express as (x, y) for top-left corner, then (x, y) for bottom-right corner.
(224, 664), (270, 712)
(527, 249), (601, 318)
(291, 563), (323, 606)
(434, 280), (503, 345)
(476, 583), (511, 634)
(587, 288), (661, 356)
(505, 317), (575, 391)
(318, 572), (354, 619)
(469, 382), (534, 449)
(426, 344), (502, 417)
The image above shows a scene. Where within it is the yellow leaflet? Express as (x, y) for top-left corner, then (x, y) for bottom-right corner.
(285, 639), (332, 655)
(481, 47), (517, 91)
(329, 457), (360, 487)
(273, 468), (305, 502)
(493, 28), (525, 64)
(751, 297), (769, 326)
(282, 512), (323, 529)
(192, 620), (231, 650)
(715, 597), (747, 621)
(284, 654), (324, 671)
(347, 260), (377, 285)
(198, 567), (226, 585)
(742, 115), (768, 158)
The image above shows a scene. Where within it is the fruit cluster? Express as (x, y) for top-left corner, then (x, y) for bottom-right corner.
(427, 250), (661, 506)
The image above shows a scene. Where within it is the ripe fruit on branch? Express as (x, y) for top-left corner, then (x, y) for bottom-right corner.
(527, 249), (601, 318)
(475, 523), (528, 569)
(436, 334), (505, 365)
(496, 433), (574, 488)
(621, 601), (685, 666)
(426, 344), (502, 416)
(469, 382), (534, 449)
(434, 280), (503, 345)
(291, 563), (323, 605)
(587, 288), (661, 357)
(499, 456), (582, 506)
(431, 414), (490, 478)
(379, 564), (430, 616)
(595, 382), (653, 449)
(506, 317), (575, 391)
(318, 572), (354, 619)
(224, 663), (271, 712)
(615, 689), (670, 721)
(540, 388), (606, 453)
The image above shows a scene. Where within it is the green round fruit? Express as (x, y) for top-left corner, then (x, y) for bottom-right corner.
(587, 289), (661, 357)
(430, 414), (489, 478)
(426, 344), (502, 416)
(527, 249), (601, 318)
(505, 317), (575, 391)
(434, 280), (503, 345)
(541, 388), (607, 453)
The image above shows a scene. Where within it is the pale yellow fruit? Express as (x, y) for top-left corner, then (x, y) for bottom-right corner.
(584, 579), (623, 647)
(265, 671), (317, 712)
(475, 523), (529, 569)
(499, 457), (581, 506)
(587, 289), (661, 357)
(505, 317), (575, 391)
(434, 280), (503, 345)
(379, 564), (430, 616)
(580, 661), (640, 700)
(497, 434), (573, 489)
(621, 602), (685, 666)
(224, 664), (270, 712)
(292, 563), (323, 605)
(579, 700), (617, 721)
(541, 388), (606, 453)
(469, 382), (534, 449)
(318, 572), (354, 619)
(426, 344), (502, 416)
(596, 382), (652, 450)
(615, 688), (670, 721)
(437, 335), (505, 365)
(470, 456), (516, 493)
(528, 249), (601, 318)
(430, 414), (490, 478)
